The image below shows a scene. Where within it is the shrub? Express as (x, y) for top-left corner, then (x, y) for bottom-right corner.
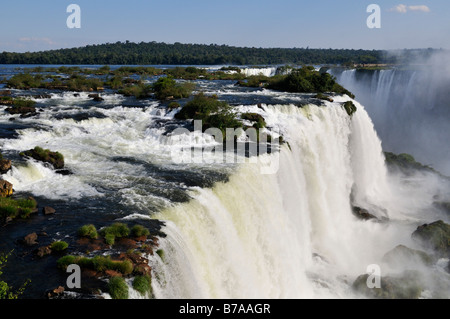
(104, 234), (115, 246)
(175, 93), (229, 120)
(51, 241), (69, 252)
(0, 197), (37, 220)
(57, 255), (77, 270)
(131, 225), (150, 237)
(118, 83), (152, 99)
(101, 223), (130, 238)
(12, 98), (36, 108)
(78, 224), (98, 239)
(108, 276), (128, 299)
(132, 275), (152, 296)
(343, 101), (357, 116)
(152, 76), (194, 100)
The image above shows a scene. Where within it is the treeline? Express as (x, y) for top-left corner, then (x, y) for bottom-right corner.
(0, 41), (389, 65)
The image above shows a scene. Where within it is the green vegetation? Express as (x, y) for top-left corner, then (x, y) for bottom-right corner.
(108, 276), (129, 299)
(241, 113), (266, 129)
(151, 76), (194, 100)
(0, 197), (37, 221)
(131, 224), (150, 237)
(132, 275), (152, 296)
(100, 222), (130, 246)
(384, 152), (435, 172)
(0, 41), (389, 65)
(118, 83), (152, 99)
(266, 66), (355, 98)
(78, 224), (98, 239)
(57, 255), (133, 275)
(11, 98), (36, 108)
(20, 146), (64, 169)
(343, 101), (357, 116)
(175, 93), (242, 140)
(412, 220), (450, 257)
(0, 251), (29, 299)
(50, 241), (69, 252)
(156, 249), (165, 261)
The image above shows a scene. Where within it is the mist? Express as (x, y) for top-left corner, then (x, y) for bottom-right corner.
(331, 50), (450, 176)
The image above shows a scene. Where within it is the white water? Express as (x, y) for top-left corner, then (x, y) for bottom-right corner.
(331, 66), (450, 176)
(240, 67), (277, 77)
(150, 99), (449, 298)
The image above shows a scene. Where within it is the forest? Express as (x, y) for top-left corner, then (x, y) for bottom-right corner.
(0, 41), (392, 65)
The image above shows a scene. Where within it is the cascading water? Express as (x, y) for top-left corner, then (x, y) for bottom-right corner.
(330, 60), (450, 176)
(149, 98), (449, 299)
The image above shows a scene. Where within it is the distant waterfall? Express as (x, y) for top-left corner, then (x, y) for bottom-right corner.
(331, 68), (450, 175)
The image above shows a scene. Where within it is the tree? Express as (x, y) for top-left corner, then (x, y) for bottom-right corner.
(0, 251), (29, 299)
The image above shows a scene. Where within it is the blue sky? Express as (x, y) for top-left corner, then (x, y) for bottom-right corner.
(0, 0), (449, 52)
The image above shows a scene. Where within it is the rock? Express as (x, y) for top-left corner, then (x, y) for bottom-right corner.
(47, 286), (65, 299)
(0, 159), (12, 174)
(352, 206), (377, 221)
(36, 245), (52, 257)
(5, 106), (36, 115)
(412, 220), (450, 257)
(133, 264), (152, 276)
(88, 93), (104, 101)
(0, 180), (13, 197)
(382, 245), (434, 268)
(23, 233), (38, 246)
(352, 270), (424, 299)
(55, 169), (72, 176)
(0, 90), (11, 96)
(20, 147), (64, 170)
(43, 206), (56, 215)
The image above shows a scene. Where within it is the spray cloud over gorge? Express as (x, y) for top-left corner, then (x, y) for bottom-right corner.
(331, 50), (450, 176)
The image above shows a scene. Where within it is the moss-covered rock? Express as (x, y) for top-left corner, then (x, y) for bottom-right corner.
(20, 146), (64, 169)
(342, 101), (357, 116)
(382, 245), (435, 267)
(412, 220), (450, 257)
(352, 271), (424, 299)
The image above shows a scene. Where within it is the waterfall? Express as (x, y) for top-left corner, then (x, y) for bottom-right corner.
(330, 67), (450, 175)
(148, 101), (428, 299)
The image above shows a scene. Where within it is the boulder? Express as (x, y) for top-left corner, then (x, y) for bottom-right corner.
(43, 206), (56, 215)
(5, 106), (37, 115)
(0, 159), (12, 174)
(20, 147), (64, 170)
(352, 206), (377, 221)
(352, 270), (424, 299)
(24, 232), (38, 246)
(382, 245), (434, 267)
(412, 220), (450, 257)
(0, 180), (13, 197)
(47, 286), (65, 299)
(36, 245), (52, 257)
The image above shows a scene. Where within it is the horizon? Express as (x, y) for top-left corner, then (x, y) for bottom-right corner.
(1, 0), (449, 53)
(1, 39), (447, 55)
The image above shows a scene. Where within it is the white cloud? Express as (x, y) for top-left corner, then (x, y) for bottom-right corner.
(408, 5), (431, 12)
(389, 4), (430, 13)
(18, 37), (56, 45)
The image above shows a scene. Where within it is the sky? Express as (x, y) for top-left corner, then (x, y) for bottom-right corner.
(0, 0), (449, 52)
